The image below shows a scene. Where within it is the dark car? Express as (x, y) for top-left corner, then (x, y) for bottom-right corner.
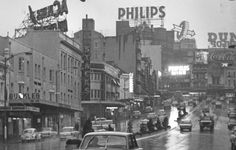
(179, 119), (192, 132)
(228, 119), (236, 130)
(199, 116), (214, 132)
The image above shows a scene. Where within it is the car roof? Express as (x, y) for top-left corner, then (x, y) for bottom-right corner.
(84, 131), (133, 137)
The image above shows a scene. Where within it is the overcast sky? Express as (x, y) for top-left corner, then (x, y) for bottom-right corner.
(0, 0), (235, 48)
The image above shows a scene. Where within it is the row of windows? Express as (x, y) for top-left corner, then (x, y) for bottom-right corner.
(61, 52), (81, 74)
(90, 73), (101, 80)
(90, 89), (101, 98)
(227, 71), (236, 78)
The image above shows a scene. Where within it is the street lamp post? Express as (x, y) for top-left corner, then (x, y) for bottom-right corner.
(2, 52), (32, 141)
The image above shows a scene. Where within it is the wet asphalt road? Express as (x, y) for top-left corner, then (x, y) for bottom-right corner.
(137, 103), (231, 150)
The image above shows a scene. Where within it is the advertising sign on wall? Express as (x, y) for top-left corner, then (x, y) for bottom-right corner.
(28, 0), (68, 32)
(208, 32), (236, 48)
(208, 49), (236, 63)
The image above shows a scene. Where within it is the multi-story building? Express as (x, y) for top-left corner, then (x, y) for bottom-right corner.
(0, 30), (83, 137)
(81, 61), (124, 121)
(74, 17), (125, 123)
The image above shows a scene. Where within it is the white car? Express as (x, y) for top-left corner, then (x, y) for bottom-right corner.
(40, 127), (57, 138)
(21, 128), (41, 142)
(78, 131), (143, 150)
(60, 126), (80, 140)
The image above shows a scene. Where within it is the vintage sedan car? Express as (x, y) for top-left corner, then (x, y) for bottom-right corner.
(147, 112), (157, 119)
(179, 119), (192, 132)
(133, 110), (142, 119)
(40, 127), (57, 138)
(229, 112), (236, 119)
(228, 108), (236, 117)
(78, 131), (143, 150)
(60, 126), (80, 140)
(21, 128), (41, 142)
(228, 119), (236, 130)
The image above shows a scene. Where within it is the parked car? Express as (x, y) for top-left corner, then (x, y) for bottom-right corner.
(228, 108), (236, 117)
(215, 101), (222, 109)
(229, 112), (236, 119)
(133, 110), (142, 118)
(228, 119), (236, 130)
(145, 106), (153, 113)
(21, 128), (41, 142)
(179, 119), (192, 132)
(78, 131), (143, 150)
(40, 127), (57, 138)
(230, 126), (236, 150)
(147, 112), (157, 119)
(60, 126), (80, 140)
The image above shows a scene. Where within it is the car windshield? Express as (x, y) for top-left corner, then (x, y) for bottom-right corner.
(80, 135), (127, 149)
(24, 129), (34, 134)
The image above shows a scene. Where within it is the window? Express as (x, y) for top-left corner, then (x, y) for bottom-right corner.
(26, 61), (30, 76)
(91, 89), (93, 98)
(35, 64), (37, 77)
(49, 69), (53, 81)
(19, 57), (24, 71)
(38, 65), (41, 79)
(19, 84), (24, 93)
(49, 92), (53, 101)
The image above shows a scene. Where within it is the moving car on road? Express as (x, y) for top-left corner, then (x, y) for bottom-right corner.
(199, 116), (214, 132)
(179, 119), (192, 132)
(21, 128), (41, 142)
(78, 131), (143, 150)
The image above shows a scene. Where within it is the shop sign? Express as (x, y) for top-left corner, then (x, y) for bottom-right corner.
(208, 50), (235, 63)
(118, 6), (165, 20)
(9, 93), (40, 100)
(208, 32), (236, 48)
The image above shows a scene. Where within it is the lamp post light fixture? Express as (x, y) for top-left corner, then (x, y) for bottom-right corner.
(3, 51), (32, 141)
